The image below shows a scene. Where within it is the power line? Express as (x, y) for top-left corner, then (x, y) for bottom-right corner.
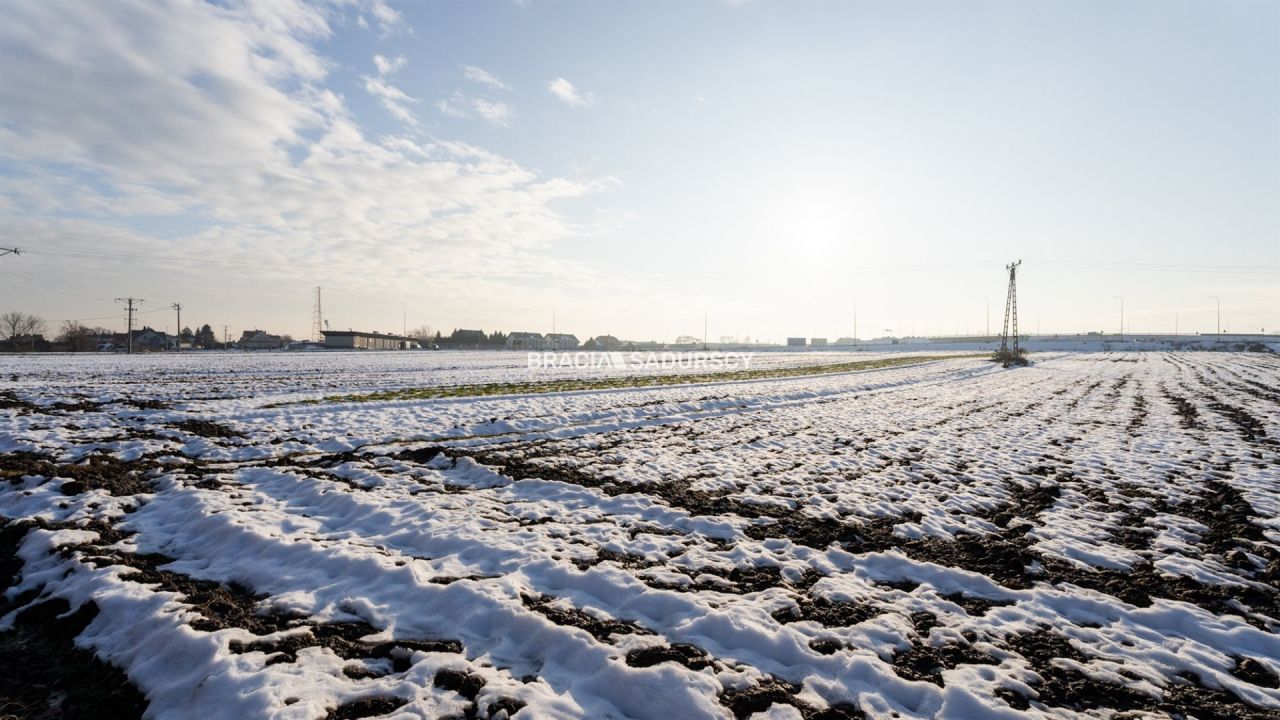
(20, 246), (1277, 279)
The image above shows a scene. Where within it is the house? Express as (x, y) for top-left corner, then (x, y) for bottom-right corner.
(238, 330), (286, 351)
(786, 337), (806, 347)
(131, 327), (177, 352)
(321, 330), (419, 350)
(582, 335), (622, 351)
(505, 332), (545, 350)
(449, 329), (488, 348)
(810, 338), (828, 347)
(545, 333), (579, 351)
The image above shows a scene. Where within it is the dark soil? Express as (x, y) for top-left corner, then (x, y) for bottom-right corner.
(324, 696), (408, 720)
(939, 592), (1015, 617)
(521, 594), (652, 641)
(892, 639), (999, 685)
(434, 668), (486, 700)
(170, 419), (242, 439)
(0, 599), (149, 720)
(1207, 401), (1272, 445)
(1233, 657), (1280, 689)
(771, 596), (882, 627)
(0, 452), (155, 496)
(229, 620), (462, 668)
(80, 545), (290, 634)
(1164, 390), (1200, 429)
(1003, 629), (1280, 719)
(625, 642), (713, 670)
(431, 668), (526, 720)
(720, 677), (866, 720)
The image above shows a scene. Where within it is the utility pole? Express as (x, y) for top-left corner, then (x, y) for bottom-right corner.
(1209, 296), (1220, 340)
(983, 297), (989, 339)
(223, 325), (229, 348)
(114, 297), (144, 354)
(853, 300), (857, 347)
(0, 248), (19, 257)
(171, 303), (182, 352)
(1114, 295), (1124, 340)
(703, 311), (708, 351)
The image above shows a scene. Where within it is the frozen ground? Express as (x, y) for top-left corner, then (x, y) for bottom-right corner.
(1, 350), (1278, 719)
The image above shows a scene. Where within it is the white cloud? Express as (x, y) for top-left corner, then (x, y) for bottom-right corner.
(473, 99), (514, 126)
(0, 0), (591, 316)
(461, 65), (509, 89)
(437, 93), (512, 127)
(366, 0), (403, 35)
(363, 76), (419, 126)
(373, 53), (406, 76)
(548, 77), (593, 107)
(436, 96), (468, 118)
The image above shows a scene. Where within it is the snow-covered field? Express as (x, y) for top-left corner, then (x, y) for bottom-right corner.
(1, 350), (1278, 720)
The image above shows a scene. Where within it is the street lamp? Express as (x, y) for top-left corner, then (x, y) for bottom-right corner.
(982, 297), (989, 339)
(1113, 296), (1124, 340)
(1209, 296), (1220, 340)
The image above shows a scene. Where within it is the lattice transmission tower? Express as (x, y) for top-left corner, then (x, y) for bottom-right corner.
(996, 260), (1027, 367)
(312, 287), (323, 342)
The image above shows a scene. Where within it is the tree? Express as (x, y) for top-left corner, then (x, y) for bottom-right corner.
(2, 311), (45, 350)
(195, 324), (217, 349)
(408, 325), (434, 340)
(180, 326), (195, 345)
(57, 320), (95, 352)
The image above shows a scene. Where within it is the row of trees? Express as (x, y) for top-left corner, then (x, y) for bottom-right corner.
(0, 312), (237, 352)
(0, 313), (110, 352)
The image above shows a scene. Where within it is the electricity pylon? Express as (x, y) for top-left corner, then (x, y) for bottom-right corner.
(996, 261), (1027, 367)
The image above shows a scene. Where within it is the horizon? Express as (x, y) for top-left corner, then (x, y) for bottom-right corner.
(1, 1), (1277, 343)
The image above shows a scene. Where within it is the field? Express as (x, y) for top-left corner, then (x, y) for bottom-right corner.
(1, 350), (1278, 720)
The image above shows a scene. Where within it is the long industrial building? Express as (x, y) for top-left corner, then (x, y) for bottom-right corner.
(321, 330), (419, 350)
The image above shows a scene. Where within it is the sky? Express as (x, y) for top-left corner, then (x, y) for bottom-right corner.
(0, 0), (1276, 343)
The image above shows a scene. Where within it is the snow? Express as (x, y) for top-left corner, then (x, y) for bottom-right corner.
(1, 349), (1279, 718)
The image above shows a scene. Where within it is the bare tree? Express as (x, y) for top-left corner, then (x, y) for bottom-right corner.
(408, 325), (434, 340)
(58, 320), (95, 352)
(1, 311), (24, 342)
(2, 311), (45, 350)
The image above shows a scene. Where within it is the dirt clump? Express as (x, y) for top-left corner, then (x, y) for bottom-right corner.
(324, 696), (408, 720)
(625, 642), (713, 670)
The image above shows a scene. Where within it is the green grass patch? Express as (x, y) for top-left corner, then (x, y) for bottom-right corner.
(279, 354), (978, 406)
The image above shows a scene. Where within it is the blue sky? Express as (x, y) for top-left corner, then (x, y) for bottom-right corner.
(0, 0), (1276, 341)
